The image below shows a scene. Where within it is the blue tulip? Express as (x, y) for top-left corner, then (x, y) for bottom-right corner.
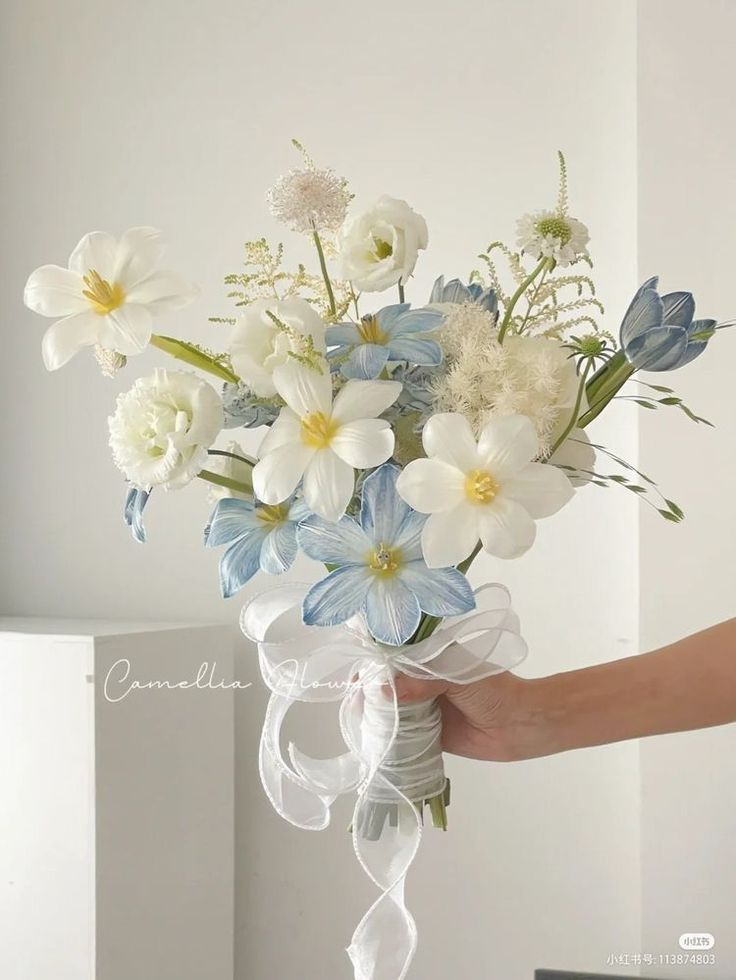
(429, 275), (498, 314)
(620, 276), (716, 372)
(124, 487), (150, 543)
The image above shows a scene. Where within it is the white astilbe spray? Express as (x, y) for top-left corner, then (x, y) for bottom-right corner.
(432, 305), (580, 457)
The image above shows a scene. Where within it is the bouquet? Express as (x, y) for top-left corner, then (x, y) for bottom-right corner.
(24, 144), (730, 980)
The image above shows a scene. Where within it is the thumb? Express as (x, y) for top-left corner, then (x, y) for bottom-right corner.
(388, 674), (452, 703)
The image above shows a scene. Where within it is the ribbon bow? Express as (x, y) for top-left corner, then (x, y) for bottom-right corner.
(241, 582), (527, 980)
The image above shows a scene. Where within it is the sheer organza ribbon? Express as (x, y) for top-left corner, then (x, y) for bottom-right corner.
(240, 582), (527, 980)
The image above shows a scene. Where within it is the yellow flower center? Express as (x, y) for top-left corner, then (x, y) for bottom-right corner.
(256, 504), (288, 526)
(372, 237), (393, 261)
(300, 411), (338, 449)
(368, 543), (400, 577)
(82, 269), (126, 315)
(464, 468), (499, 505)
(356, 315), (388, 345)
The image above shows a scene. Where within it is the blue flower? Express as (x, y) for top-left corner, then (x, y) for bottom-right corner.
(298, 464), (475, 646)
(620, 276), (716, 372)
(205, 495), (310, 598)
(326, 303), (444, 380)
(429, 276), (498, 315)
(222, 381), (280, 429)
(124, 487), (150, 543)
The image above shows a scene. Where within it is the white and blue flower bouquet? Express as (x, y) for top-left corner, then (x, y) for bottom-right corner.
(24, 144), (730, 980)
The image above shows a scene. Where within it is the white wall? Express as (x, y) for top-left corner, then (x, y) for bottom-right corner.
(1, 2), (644, 977)
(638, 2), (736, 977)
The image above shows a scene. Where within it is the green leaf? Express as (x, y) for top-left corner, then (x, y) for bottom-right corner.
(633, 399), (657, 409)
(658, 396), (682, 406)
(664, 499), (685, 519)
(150, 335), (239, 383)
(658, 509), (682, 523)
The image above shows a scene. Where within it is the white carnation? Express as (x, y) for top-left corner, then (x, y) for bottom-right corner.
(337, 196), (428, 293)
(109, 369), (223, 490)
(228, 296), (327, 398)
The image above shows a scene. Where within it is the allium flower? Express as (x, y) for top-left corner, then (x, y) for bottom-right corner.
(298, 464), (475, 646)
(396, 413), (573, 566)
(326, 303), (443, 379)
(24, 227), (198, 371)
(429, 276), (498, 315)
(206, 441), (253, 502)
(619, 276), (716, 371)
(124, 487), (150, 543)
(253, 359), (400, 521)
(228, 296), (326, 397)
(221, 382), (280, 429)
(266, 166), (351, 234)
(337, 196), (428, 293)
(432, 308), (581, 457)
(109, 369), (223, 490)
(516, 211), (590, 268)
(205, 495), (309, 598)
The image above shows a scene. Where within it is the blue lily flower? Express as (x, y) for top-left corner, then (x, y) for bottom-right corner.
(620, 276), (716, 372)
(205, 495), (310, 598)
(124, 487), (150, 543)
(326, 303), (444, 380)
(298, 464), (475, 646)
(429, 275), (498, 315)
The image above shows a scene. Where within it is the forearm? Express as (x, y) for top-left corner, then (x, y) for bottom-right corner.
(531, 618), (736, 755)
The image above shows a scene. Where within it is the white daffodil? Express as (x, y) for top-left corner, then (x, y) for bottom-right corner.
(253, 359), (400, 521)
(24, 227), (198, 371)
(396, 412), (573, 566)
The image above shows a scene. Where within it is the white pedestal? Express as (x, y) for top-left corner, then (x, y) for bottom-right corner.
(0, 619), (234, 980)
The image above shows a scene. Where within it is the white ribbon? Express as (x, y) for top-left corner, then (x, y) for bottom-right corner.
(240, 582), (527, 980)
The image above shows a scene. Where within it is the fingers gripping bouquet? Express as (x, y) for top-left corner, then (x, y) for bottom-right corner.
(25, 144), (730, 980)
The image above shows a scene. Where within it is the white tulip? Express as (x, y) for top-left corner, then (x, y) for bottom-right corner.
(337, 196), (428, 293)
(228, 296), (327, 397)
(109, 369), (223, 491)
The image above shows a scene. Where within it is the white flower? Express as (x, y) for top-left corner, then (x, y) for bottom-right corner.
(516, 210), (590, 268)
(228, 297), (327, 398)
(432, 318), (583, 457)
(253, 359), (400, 521)
(337, 196), (428, 293)
(396, 413), (573, 566)
(266, 167), (351, 234)
(109, 369), (223, 490)
(24, 227), (198, 371)
(206, 440), (252, 502)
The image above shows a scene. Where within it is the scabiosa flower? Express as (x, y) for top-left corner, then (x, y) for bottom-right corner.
(298, 464), (475, 646)
(205, 495), (310, 598)
(326, 303), (444, 379)
(516, 210), (590, 268)
(396, 413), (573, 567)
(266, 167), (352, 234)
(429, 276), (498, 315)
(432, 306), (582, 457)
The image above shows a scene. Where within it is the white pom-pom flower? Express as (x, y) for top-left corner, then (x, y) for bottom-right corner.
(337, 196), (428, 293)
(109, 369), (223, 490)
(24, 227), (198, 371)
(396, 412), (573, 567)
(228, 296), (327, 398)
(266, 166), (351, 234)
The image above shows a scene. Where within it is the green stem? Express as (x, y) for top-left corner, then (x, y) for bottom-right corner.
(518, 264), (549, 334)
(548, 358), (593, 456)
(197, 469), (253, 495)
(497, 257), (549, 343)
(398, 280), (405, 304)
(208, 448), (256, 467)
(579, 351), (635, 428)
(150, 334), (239, 383)
(312, 229), (337, 317)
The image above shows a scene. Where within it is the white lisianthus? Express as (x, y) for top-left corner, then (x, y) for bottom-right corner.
(396, 412), (573, 566)
(516, 210), (590, 268)
(229, 297), (327, 397)
(253, 359), (400, 521)
(337, 196), (428, 293)
(206, 440), (253, 502)
(24, 227), (198, 371)
(109, 369), (223, 490)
